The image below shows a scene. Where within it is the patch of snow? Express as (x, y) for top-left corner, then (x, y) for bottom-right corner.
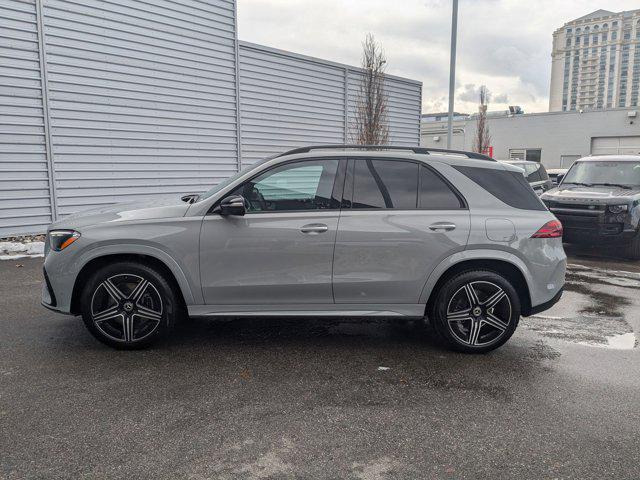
(377, 366), (390, 371)
(575, 333), (636, 350)
(0, 242), (27, 254)
(606, 332), (636, 350)
(0, 241), (45, 260)
(25, 242), (44, 255)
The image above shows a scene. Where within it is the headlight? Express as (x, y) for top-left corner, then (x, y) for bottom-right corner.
(48, 230), (80, 251)
(607, 205), (628, 214)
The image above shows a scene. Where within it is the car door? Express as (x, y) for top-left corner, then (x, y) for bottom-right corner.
(333, 158), (470, 304)
(200, 158), (345, 305)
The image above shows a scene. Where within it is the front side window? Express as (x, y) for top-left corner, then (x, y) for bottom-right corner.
(351, 159), (418, 209)
(231, 159), (340, 212)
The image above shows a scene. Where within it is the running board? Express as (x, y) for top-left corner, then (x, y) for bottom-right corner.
(188, 304), (425, 318)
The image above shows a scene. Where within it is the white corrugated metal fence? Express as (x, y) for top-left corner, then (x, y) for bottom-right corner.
(0, 0), (422, 237)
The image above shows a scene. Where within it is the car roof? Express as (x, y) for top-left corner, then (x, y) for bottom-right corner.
(498, 160), (539, 166)
(577, 155), (640, 162)
(275, 147), (509, 170)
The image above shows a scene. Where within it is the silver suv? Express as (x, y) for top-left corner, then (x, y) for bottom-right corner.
(42, 146), (566, 353)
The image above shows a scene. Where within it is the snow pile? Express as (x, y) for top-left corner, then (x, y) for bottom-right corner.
(0, 240), (45, 260)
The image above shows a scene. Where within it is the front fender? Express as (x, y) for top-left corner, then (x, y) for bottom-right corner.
(45, 240), (201, 314)
(75, 243), (199, 306)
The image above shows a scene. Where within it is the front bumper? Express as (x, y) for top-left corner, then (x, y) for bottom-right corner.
(547, 204), (637, 244)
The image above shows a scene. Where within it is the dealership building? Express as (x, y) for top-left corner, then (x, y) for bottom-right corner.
(421, 107), (640, 167)
(0, 0), (422, 237)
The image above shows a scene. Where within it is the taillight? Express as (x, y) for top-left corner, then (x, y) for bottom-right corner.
(531, 220), (563, 238)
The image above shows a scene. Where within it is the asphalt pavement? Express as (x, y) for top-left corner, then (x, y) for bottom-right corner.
(1, 249), (639, 479)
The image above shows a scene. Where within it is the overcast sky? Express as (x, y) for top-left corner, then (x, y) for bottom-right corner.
(238, 0), (639, 114)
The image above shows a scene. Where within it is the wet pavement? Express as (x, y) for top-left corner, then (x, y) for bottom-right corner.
(1, 251), (639, 479)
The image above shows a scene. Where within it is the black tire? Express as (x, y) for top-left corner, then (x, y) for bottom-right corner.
(80, 261), (178, 349)
(625, 233), (640, 260)
(429, 270), (521, 354)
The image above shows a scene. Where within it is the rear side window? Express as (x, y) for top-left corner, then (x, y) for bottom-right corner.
(454, 165), (546, 211)
(419, 165), (465, 209)
(352, 159), (418, 209)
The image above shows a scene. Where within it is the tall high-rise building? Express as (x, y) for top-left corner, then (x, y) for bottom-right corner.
(549, 9), (640, 111)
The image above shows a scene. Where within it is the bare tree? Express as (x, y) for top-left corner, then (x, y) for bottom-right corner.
(473, 85), (492, 155)
(352, 34), (389, 145)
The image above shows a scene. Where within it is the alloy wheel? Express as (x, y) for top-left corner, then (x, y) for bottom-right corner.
(90, 274), (163, 343)
(446, 281), (512, 347)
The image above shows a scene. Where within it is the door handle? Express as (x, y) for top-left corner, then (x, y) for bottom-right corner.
(300, 223), (328, 234)
(429, 222), (456, 232)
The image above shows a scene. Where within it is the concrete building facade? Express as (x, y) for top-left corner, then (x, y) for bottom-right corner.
(0, 0), (421, 237)
(421, 108), (640, 168)
(549, 9), (640, 112)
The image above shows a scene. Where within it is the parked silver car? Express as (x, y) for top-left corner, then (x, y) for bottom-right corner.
(42, 146), (566, 353)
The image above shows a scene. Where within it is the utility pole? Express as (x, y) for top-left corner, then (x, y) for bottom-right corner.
(446, 0), (458, 149)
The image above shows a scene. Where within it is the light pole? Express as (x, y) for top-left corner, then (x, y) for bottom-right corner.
(446, 0), (458, 149)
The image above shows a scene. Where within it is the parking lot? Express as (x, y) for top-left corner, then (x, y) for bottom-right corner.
(1, 247), (639, 479)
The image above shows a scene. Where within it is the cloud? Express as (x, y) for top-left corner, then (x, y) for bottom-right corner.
(237, 0), (639, 113)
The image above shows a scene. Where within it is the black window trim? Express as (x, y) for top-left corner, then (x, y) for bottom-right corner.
(208, 156), (347, 215)
(342, 157), (468, 211)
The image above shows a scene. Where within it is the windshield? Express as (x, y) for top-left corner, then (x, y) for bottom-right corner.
(199, 156), (274, 200)
(562, 161), (640, 187)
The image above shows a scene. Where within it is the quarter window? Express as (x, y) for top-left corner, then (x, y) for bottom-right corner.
(419, 165), (464, 209)
(231, 159), (339, 212)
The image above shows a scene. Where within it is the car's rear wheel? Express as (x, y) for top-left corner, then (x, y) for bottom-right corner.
(429, 270), (520, 353)
(80, 261), (178, 349)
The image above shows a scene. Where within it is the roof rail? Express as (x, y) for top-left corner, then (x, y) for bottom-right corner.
(275, 144), (495, 161)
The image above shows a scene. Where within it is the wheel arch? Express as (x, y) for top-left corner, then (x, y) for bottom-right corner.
(422, 255), (533, 318)
(70, 252), (193, 316)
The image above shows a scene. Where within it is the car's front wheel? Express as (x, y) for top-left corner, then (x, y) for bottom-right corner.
(429, 270), (521, 353)
(80, 261), (178, 349)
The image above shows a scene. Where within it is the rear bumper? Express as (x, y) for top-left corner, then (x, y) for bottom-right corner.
(527, 287), (563, 316)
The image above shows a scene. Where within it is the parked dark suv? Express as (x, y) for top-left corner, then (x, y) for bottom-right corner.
(500, 160), (553, 195)
(541, 155), (640, 259)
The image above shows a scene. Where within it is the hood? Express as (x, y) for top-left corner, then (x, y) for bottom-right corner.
(541, 185), (640, 205)
(48, 195), (192, 231)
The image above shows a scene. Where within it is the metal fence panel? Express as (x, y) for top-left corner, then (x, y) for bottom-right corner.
(238, 42), (347, 166)
(0, 0), (54, 236)
(347, 70), (422, 146)
(239, 42), (422, 166)
(42, 0), (239, 216)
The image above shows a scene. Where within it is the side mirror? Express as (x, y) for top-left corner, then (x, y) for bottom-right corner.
(556, 174), (565, 185)
(217, 195), (246, 216)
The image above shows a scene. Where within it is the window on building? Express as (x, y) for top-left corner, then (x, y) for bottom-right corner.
(509, 149), (542, 162)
